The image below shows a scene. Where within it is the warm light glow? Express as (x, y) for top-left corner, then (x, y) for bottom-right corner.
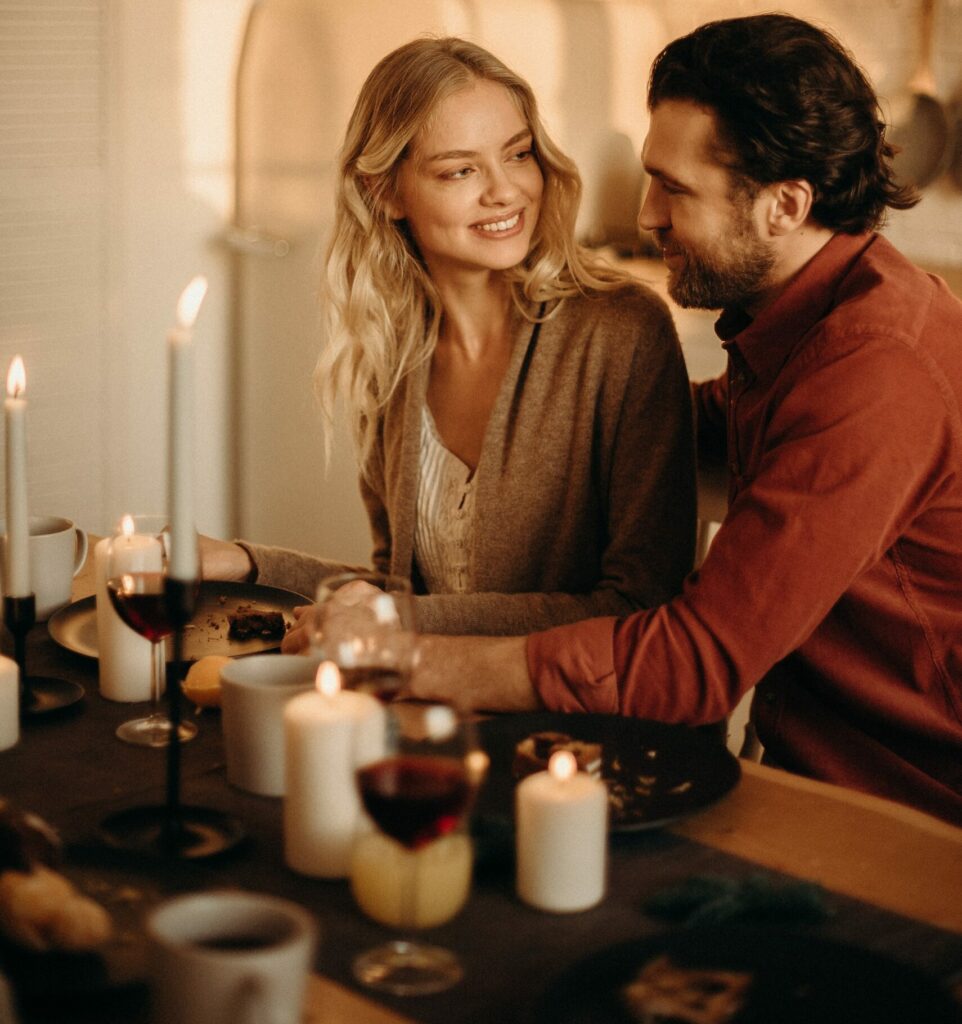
(121, 514), (135, 540)
(176, 275), (208, 329)
(465, 749), (490, 786)
(315, 660), (341, 698)
(5, 356), (25, 399)
(549, 749), (577, 782)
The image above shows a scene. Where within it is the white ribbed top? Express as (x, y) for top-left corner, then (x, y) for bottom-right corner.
(414, 406), (476, 594)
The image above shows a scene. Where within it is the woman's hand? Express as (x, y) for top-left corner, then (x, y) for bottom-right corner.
(198, 535), (255, 582)
(281, 605), (315, 654)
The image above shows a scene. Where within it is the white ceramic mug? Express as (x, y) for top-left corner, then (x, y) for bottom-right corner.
(0, 515), (88, 620)
(221, 654), (319, 796)
(146, 890), (317, 1024)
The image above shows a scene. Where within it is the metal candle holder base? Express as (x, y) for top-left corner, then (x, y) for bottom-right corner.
(3, 593), (84, 716)
(99, 577), (243, 860)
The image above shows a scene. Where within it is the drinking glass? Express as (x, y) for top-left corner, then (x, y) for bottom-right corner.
(105, 515), (197, 746)
(351, 700), (486, 995)
(311, 572), (417, 703)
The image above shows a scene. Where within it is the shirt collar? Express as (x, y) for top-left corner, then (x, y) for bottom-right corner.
(714, 232), (876, 383)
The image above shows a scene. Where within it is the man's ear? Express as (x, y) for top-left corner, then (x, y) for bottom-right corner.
(763, 179), (815, 235)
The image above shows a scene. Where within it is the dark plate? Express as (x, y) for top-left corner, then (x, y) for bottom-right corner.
(48, 581), (309, 661)
(475, 712), (740, 833)
(0, 844), (217, 1005)
(529, 928), (962, 1023)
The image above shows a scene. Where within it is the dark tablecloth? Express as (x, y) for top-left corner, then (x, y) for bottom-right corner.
(2, 629), (962, 1023)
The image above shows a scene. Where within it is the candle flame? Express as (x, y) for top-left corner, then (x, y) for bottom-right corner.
(6, 356), (25, 399)
(176, 275), (209, 329)
(465, 749), (490, 785)
(315, 660), (341, 698)
(549, 749), (577, 782)
(121, 514), (135, 540)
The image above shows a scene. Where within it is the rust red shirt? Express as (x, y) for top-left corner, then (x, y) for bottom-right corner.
(526, 233), (962, 824)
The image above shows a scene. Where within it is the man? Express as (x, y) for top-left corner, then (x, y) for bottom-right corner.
(409, 14), (962, 825)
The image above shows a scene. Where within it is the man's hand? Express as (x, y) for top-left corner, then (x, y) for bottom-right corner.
(407, 634), (541, 713)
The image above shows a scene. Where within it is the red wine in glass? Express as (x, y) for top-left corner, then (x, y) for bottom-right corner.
(339, 666), (404, 704)
(357, 755), (471, 850)
(105, 570), (197, 747)
(107, 572), (174, 642)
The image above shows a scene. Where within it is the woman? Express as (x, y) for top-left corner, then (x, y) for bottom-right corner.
(205, 37), (696, 643)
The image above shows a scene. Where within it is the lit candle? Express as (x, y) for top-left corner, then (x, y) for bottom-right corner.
(0, 655), (19, 750)
(283, 661), (384, 878)
(515, 749), (608, 913)
(4, 357), (29, 598)
(94, 515), (163, 702)
(167, 276), (207, 581)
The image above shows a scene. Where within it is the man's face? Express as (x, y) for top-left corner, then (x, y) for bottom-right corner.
(639, 99), (775, 311)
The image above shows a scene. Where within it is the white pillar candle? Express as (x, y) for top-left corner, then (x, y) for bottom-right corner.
(516, 749), (608, 913)
(0, 655), (19, 750)
(94, 519), (164, 702)
(283, 661), (384, 879)
(3, 357), (29, 597)
(167, 276), (206, 582)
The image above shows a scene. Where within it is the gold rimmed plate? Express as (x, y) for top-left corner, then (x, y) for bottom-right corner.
(48, 581), (308, 662)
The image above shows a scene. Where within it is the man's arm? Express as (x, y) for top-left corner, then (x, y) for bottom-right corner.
(408, 634), (541, 713)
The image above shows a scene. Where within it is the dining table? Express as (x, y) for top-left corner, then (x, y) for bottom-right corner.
(1, 555), (961, 1024)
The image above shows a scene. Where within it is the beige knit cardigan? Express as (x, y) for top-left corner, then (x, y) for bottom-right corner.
(244, 283), (697, 635)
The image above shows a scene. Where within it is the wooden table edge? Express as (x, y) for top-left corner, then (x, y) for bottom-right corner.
(671, 759), (962, 934)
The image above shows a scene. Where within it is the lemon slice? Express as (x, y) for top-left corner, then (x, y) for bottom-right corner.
(182, 655), (231, 709)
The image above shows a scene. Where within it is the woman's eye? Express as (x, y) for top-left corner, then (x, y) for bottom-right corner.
(443, 167), (473, 180)
(510, 148), (533, 162)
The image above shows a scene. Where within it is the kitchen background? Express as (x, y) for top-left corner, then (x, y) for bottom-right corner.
(2, 0), (961, 569)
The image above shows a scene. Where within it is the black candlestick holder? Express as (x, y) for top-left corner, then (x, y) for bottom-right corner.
(99, 576), (243, 859)
(3, 593), (84, 715)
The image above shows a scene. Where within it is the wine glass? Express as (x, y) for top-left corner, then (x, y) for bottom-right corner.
(311, 572), (417, 703)
(351, 700), (487, 995)
(105, 515), (197, 747)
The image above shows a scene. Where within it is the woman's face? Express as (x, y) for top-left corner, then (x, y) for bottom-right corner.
(387, 79), (544, 285)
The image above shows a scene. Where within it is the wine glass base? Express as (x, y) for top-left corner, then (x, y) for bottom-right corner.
(352, 939), (463, 996)
(21, 676), (85, 716)
(115, 716), (198, 747)
(100, 804), (244, 860)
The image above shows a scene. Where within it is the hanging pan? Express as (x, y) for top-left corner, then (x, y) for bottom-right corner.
(888, 0), (953, 190)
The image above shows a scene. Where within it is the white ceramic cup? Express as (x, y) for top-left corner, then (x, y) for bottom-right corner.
(221, 653), (319, 797)
(0, 515), (88, 620)
(147, 890), (317, 1024)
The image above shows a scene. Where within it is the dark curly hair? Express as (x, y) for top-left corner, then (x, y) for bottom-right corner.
(648, 14), (919, 232)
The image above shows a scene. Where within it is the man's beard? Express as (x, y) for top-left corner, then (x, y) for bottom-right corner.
(659, 206), (776, 311)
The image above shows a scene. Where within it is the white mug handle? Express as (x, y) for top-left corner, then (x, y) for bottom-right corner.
(72, 527), (88, 577)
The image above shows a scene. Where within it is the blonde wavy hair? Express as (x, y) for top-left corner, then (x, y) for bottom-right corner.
(316, 36), (633, 470)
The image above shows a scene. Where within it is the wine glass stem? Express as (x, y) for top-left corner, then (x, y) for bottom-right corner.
(401, 843), (418, 938)
(150, 640), (164, 717)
